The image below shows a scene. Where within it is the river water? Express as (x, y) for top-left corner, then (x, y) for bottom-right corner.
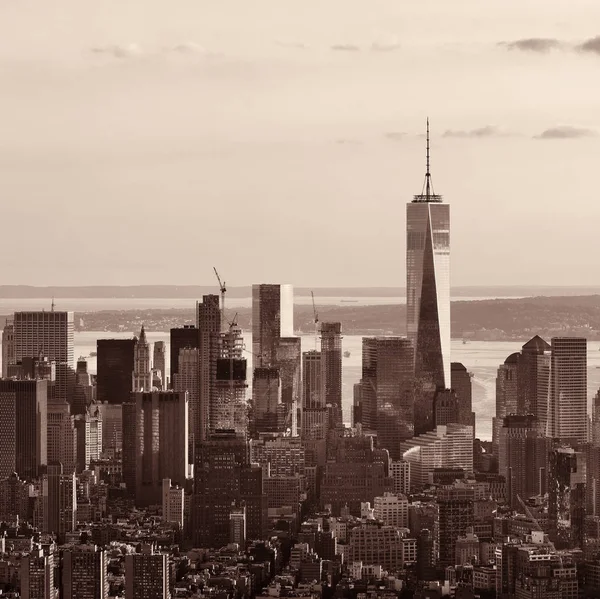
(74, 331), (600, 441)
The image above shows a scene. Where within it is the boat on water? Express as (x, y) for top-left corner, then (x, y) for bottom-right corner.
(462, 339), (468, 344)
(343, 350), (351, 358)
(341, 299), (359, 303)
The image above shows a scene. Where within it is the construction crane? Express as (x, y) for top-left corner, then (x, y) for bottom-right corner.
(311, 291), (319, 350)
(516, 494), (562, 560)
(213, 267), (227, 331)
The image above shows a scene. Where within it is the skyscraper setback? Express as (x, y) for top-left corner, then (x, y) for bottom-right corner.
(406, 123), (450, 390)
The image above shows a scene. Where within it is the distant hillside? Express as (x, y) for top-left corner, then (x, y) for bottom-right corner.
(30, 294), (600, 340)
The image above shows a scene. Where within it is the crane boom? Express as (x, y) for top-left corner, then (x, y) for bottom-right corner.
(213, 267), (227, 331)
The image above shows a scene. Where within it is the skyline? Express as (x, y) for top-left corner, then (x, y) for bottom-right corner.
(1, 0), (600, 286)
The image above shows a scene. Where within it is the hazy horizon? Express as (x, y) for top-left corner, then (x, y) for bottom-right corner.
(2, 0), (600, 286)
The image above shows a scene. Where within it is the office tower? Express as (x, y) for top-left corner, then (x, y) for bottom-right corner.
(1, 319), (14, 377)
(250, 436), (305, 477)
(194, 431), (267, 548)
(173, 348), (199, 458)
(373, 492), (409, 528)
(451, 362), (475, 432)
(433, 388), (460, 426)
(125, 546), (170, 599)
(400, 424), (474, 490)
(493, 353), (519, 455)
(13, 310), (74, 403)
(162, 479), (184, 528)
(0, 379), (47, 480)
(549, 447), (586, 549)
(197, 295), (221, 443)
(96, 403), (122, 456)
(437, 487), (475, 568)
(75, 407), (103, 472)
(390, 460), (411, 495)
(360, 337), (414, 459)
(406, 123), (450, 390)
(213, 324), (248, 435)
(347, 525), (414, 572)
(153, 340), (166, 389)
(0, 472), (30, 521)
(251, 284), (294, 368)
(275, 337), (301, 436)
(96, 338), (136, 404)
(592, 390), (600, 447)
(169, 325), (198, 383)
(321, 322), (343, 427)
(20, 544), (57, 599)
(72, 357), (94, 415)
(132, 326), (152, 392)
(47, 401), (77, 474)
(517, 335), (551, 426)
(252, 367), (281, 434)
(122, 391), (189, 506)
(62, 544), (108, 599)
(303, 351), (322, 408)
(498, 414), (551, 509)
(42, 463), (76, 541)
(548, 337), (587, 443)
(230, 506), (246, 547)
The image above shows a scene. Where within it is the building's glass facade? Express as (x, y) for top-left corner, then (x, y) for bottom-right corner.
(406, 202), (450, 390)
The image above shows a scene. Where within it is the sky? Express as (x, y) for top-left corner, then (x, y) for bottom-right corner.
(1, 0), (600, 287)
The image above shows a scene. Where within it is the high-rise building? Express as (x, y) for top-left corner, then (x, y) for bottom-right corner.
(433, 388), (460, 427)
(406, 123), (450, 390)
(1, 319), (14, 378)
(252, 367), (281, 434)
(548, 337), (587, 444)
(451, 362), (475, 432)
(251, 284), (294, 368)
(320, 322), (343, 427)
(20, 544), (57, 599)
(197, 295), (221, 443)
(132, 326), (152, 393)
(229, 505), (246, 547)
(73, 357), (94, 415)
(162, 478), (184, 529)
(122, 391), (189, 506)
(493, 353), (519, 455)
(41, 463), (76, 541)
(0, 472), (30, 522)
(62, 544), (108, 599)
(96, 338), (136, 404)
(125, 546), (170, 599)
(373, 492), (409, 528)
(360, 337), (414, 459)
(13, 310), (74, 403)
(275, 337), (301, 436)
(401, 424), (474, 490)
(390, 460), (411, 496)
(302, 351), (322, 409)
(75, 407), (103, 472)
(250, 435), (305, 477)
(549, 447), (586, 549)
(193, 431), (267, 548)
(498, 414), (551, 509)
(0, 379), (47, 480)
(436, 487), (475, 568)
(153, 340), (166, 389)
(592, 389), (600, 447)
(169, 325), (198, 384)
(47, 401), (77, 474)
(517, 335), (551, 426)
(173, 348), (199, 459)
(96, 403), (122, 456)
(212, 324), (248, 435)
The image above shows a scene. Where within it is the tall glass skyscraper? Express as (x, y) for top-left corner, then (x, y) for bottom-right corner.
(406, 122), (450, 389)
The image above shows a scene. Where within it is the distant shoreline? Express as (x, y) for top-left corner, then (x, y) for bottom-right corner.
(0, 284), (600, 299)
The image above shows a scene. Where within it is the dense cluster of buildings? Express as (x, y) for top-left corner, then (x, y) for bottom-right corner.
(1, 132), (600, 598)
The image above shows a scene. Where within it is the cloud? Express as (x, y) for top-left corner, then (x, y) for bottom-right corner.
(90, 43), (143, 59)
(371, 41), (400, 52)
(501, 38), (562, 53)
(443, 126), (505, 138)
(170, 42), (205, 54)
(384, 132), (405, 141)
(534, 126), (597, 139)
(331, 44), (360, 52)
(576, 36), (600, 55)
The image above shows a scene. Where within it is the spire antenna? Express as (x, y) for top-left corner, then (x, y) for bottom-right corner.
(413, 118), (442, 203)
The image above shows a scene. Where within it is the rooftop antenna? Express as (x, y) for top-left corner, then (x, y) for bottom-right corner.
(51, 297), (55, 312)
(413, 118), (442, 203)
